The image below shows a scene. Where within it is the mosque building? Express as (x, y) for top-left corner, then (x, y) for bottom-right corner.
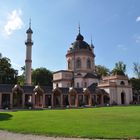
(0, 23), (133, 109)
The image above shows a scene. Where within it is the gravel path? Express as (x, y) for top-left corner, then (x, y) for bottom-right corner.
(0, 130), (92, 140)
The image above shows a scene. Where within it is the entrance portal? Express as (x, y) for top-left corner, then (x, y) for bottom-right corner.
(121, 92), (125, 104)
(13, 91), (22, 108)
(2, 94), (10, 108)
(53, 91), (61, 107)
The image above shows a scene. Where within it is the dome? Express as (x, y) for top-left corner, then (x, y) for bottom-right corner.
(26, 27), (33, 34)
(76, 33), (84, 41)
(70, 33), (92, 51)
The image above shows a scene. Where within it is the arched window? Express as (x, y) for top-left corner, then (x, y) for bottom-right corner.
(68, 60), (71, 69)
(77, 82), (79, 88)
(84, 82), (87, 88)
(76, 58), (81, 68)
(87, 58), (91, 69)
(120, 81), (125, 85)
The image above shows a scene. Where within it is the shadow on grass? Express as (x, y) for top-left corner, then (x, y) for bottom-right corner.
(0, 113), (12, 121)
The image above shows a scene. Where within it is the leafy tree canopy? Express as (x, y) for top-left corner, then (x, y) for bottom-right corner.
(0, 57), (18, 84)
(32, 67), (53, 86)
(111, 61), (126, 76)
(95, 65), (110, 77)
(133, 62), (140, 79)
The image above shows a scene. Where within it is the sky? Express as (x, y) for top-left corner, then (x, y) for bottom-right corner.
(0, 0), (140, 77)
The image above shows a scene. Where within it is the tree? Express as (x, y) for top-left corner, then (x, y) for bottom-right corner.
(17, 66), (25, 86)
(133, 62), (140, 79)
(130, 78), (140, 91)
(111, 61), (126, 76)
(32, 67), (53, 86)
(17, 75), (25, 86)
(95, 65), (110, 77)
(0, 57), (18, 84)
(130, 77), (140, 103)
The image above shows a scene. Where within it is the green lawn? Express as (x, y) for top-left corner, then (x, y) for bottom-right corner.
(0, 106), (140, 139)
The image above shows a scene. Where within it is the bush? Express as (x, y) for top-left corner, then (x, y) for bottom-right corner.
(111, 101), (118, 106)
(2, 102), (10, 109)
(25, 102), (33, 109)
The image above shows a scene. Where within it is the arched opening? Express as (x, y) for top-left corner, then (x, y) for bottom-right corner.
(12, 85), (24, 108)
(2, 94), (10, 109)
(34, 86), (44, 108)
(87, 58), (91, 69)
(63, 95), (69, 107)
(35, 92), (43, 107)
(69, 90), (77, 107)
(120, 81), (125, 85)
(53, 90), (61, 107)
(68, 59), (71, 70)
(97, 94), (103, 105)
(13, 90), (22, 108)
(70, 93), (76, 106)
(77, 82), (79, 88)
(45, 95), (51, 107)
(84, 92), (90, 106)
(103, 95), (110, 105)
(76, 58), (81, 69)
(25, 94), (32, 108)
(121, 92), (125, 104)
(78, 95), (83, 107)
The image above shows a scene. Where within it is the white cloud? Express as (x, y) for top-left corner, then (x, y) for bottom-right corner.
(136, 36), (140, 43)
(4, 9), (23, 36)
(136, 16), (140, 22)
(117, 44), (127, 51)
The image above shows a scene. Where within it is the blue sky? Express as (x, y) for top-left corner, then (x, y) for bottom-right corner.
(0, 0), (140, 77)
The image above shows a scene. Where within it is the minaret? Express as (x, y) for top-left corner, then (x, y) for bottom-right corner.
(90, 35), (94, 52)
(90, 35), (95, 71)
(25, 19), (33, 86)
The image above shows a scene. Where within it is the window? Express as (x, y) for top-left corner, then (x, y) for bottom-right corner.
(56, 83), (58, 87)
(87, 58), (91, 69)
(120, 81), (125, 85)
(77, 82), (79, 88)
(76, 58), (81, 68)
(84, 82), (87, 87)
(68, 60), (71, 69)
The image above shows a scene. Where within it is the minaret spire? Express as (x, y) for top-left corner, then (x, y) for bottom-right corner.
(76, 23), (84, 41)
(29, 18), (31, 28)
(91, 35), (93, 45)
(78, 22), (80, 34)
(90, 34), (94, 48)
(25, 21), (33, 86)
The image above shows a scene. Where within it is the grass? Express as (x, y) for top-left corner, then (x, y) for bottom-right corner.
(0, 106), (140, 139)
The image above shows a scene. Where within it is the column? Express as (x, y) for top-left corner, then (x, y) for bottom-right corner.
(32, 93), (35, 108)
(83, 94), (85, 105)
(89, 94), (92, 106)
(51, 94), (54, 108)
(0, 93), (2, 108)
(76, 94), (79, 107)
(10, 93), (13, 108)
(43, 94), (46, 108)
(22, 94), (25, 108)
(101, 95), (104, 105)
(60, 94), (63, 108)
(68, 94), (71, 107)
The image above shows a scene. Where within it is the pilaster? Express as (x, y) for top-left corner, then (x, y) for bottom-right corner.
(10, 93), (13, 108)
(43, 94), (46, 108)
(32, 93), (35, 108)
(76, 94), (79, 107)
(0, 93), (2, 108)
(51, 94), (54, 108)
(22, 94), (25, 108)
(61, 94), (63, 107)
